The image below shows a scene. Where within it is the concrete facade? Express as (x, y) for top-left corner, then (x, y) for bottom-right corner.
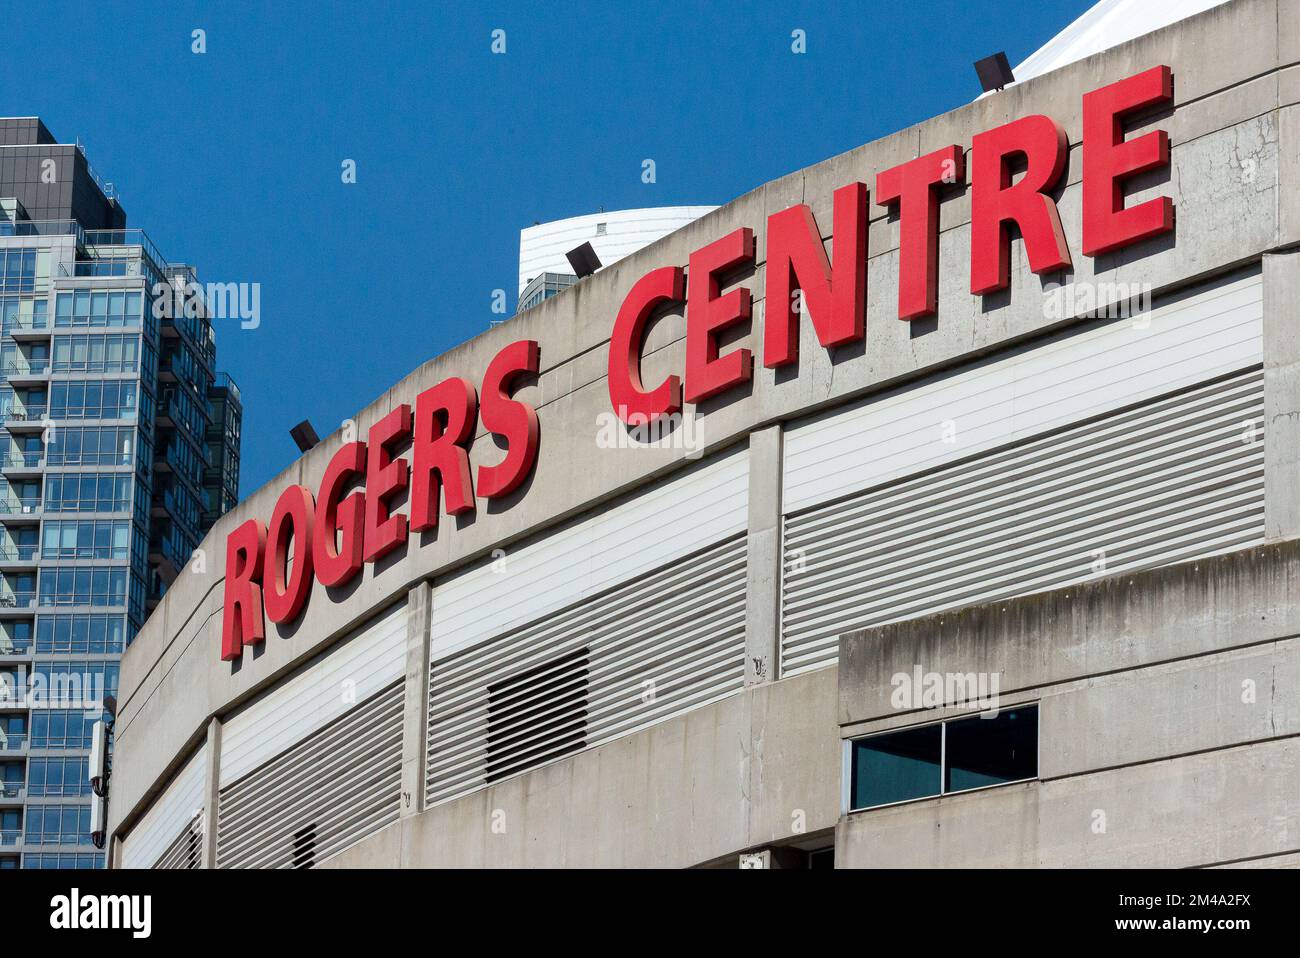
(108, 0), (1300, 868)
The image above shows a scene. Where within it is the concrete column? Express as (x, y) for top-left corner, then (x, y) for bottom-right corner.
(745, 425), (783, 685)
(399, 579), (433, 819)
(200, 717), (221, 869)
(1263, 250), (1300, 540)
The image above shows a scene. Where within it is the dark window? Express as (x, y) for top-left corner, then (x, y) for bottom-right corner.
(850, 723), (942, 809)
(945, 707), (1037, 793)
(807, 847), (835, 870)
(849, 705), (1039, 811)
(486, 647), (588, 783)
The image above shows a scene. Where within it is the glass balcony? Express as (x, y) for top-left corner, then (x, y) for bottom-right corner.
(0, 452), (43, 469)
(0, 499), (41, 515)
(0, 544), (37, 562)
(0, 830), (20, 847)
(0, 592), (36, 609)
(0, 220), (81, 239)
(2, 407), (46, 422)
(0, 360), (49, 377)
(0, 315), (49, 333)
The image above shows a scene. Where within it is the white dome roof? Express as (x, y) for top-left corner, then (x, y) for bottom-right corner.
(997, 0), (1233, 91)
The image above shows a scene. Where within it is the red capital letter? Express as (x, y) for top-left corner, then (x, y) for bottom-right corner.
(1082, 65), (1174, 257)
(608, 266), (684, 424)
(764, 182), (867, 368)
(970, 115), (1072, 295)
(264, 485), (315, 624)
(685, 227), (754, 403)
(477, 340), (540, 499)
(221, 519), (266, 661)
(363, 404), (412, 563)
(876, 146), (964, 320)
(313, 441), (367, 588)
(410, 377), (477, 531)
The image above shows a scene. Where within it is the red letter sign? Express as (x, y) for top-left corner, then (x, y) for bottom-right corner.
(1082, 65), (1174, 256)
(410, 377), (477, 531)
(363, 404), (412, 563)
(685, 227), (754, 403)
(477, 340), (541, 499)
(608, 266), (685, 424)
(221, 518), (266, 661)
(313, 441), (367, 587)
(970, 115), (1072, 295)
(264, 485), (315, 624)
(764, 182), (867, 368)
(876, 146), (964, 320)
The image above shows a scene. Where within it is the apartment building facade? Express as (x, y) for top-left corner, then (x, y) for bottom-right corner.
(0, 118), (242, 868)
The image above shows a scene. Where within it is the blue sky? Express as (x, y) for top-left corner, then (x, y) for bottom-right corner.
(0, 0), (1091, 496)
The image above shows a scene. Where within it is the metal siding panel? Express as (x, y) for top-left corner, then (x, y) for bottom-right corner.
(215, 681), (403, 869)
(781, 367), (1266, 676)
(120, 743), (207, 870)
(426, 534), (747, 807)
(219, 601), (408, 786)
(431, 445), (749, 662)
(783, 269), (1263, 514)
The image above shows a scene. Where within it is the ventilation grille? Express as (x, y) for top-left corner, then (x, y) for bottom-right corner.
(487, 647), (588, 783)
(154, 814), (202, 870)
(216, 680), (403, 869)
(781, 368), (1266, 677)
(426, 532), (747, 807)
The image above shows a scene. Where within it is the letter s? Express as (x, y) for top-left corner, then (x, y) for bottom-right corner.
(476, 340), (540, 499)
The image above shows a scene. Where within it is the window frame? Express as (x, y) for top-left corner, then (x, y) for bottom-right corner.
(842, 703), (1041, 814)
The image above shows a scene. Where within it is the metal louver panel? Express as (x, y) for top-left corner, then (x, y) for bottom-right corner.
(426, 532), (747, 807)
(219, 601), (407, 786)
(120, 743), (207, 870)
(781, 368), (1266, 677)
(783, 268), (1262, 514)
(216, 680), (403, 869)
(154, 815), (202, 869)
(431, 445), (749, 663)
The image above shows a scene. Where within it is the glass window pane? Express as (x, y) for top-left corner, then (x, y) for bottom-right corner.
(944, 706), (1038, 794)
(850, 723), (942, 810)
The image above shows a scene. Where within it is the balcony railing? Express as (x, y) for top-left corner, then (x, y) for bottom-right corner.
(74, 259), (141, 279)
(0, 545), (38, 562)
(1, 407), (47, 422)
(0, 782), (23, 800)
(0, 453), (44, 469)
(1, 315), (50, 333)
(0, 734), (25, 750)
(0, 499), (41, 514)
(0, 361), (49, 377)
(0, 829), (20, 847)
(0, 219), (81, 239)
(0, 593), (36, 609)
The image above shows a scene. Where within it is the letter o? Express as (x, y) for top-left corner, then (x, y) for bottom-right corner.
(264, 484), (316, 624)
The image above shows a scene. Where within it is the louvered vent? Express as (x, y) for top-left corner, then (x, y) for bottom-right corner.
(426, 532), (747, 807)
(487, 647), (588, 783)
(154, 814), (202, 869)
(781, 368), (1266, 677)
(216, 680), (403, 869)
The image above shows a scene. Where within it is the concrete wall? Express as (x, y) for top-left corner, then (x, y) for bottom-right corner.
(837, 541), (1300, 868)
(109, 0), (1300, 867)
